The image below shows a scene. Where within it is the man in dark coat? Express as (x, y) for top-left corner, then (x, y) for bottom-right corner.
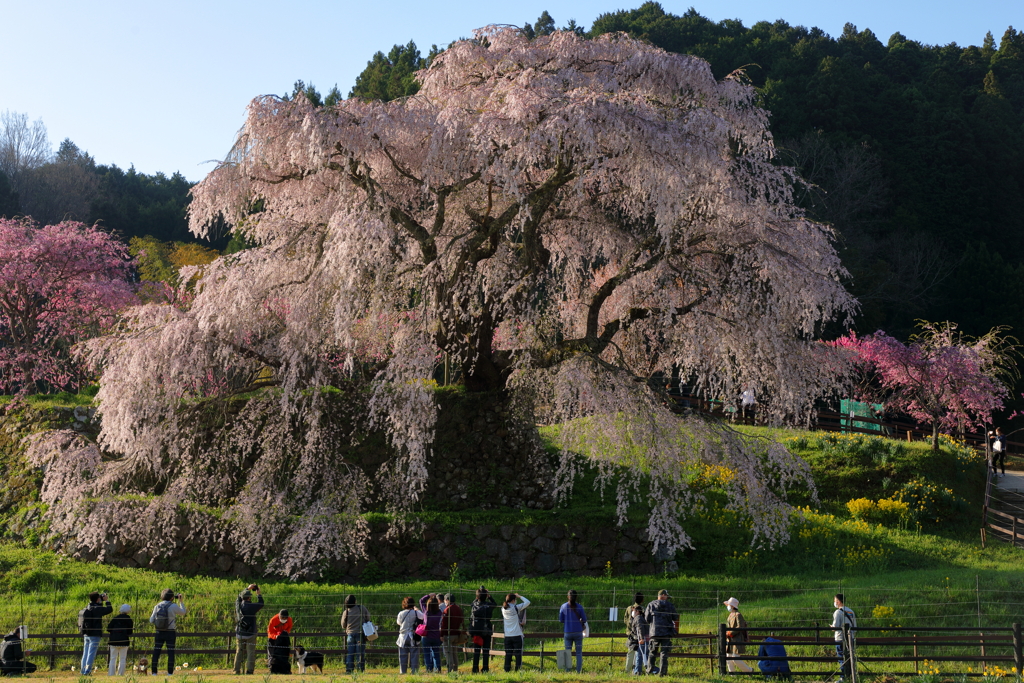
(235, 584), (265, 675)
(644, 589), (678, 676)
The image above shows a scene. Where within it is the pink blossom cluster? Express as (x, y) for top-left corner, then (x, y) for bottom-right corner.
(0, 218), (134, 392)
(833, 323), (1010, 445)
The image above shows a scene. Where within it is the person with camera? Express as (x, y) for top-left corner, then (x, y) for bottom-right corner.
(149, 589), (186, 675)
(78, 591), (113, 674)
(234, 584), (264, 675)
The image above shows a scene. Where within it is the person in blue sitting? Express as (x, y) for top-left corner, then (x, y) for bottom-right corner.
(757, 636), (791, 679)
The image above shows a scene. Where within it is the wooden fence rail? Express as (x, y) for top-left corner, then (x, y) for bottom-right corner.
(981, 469), (1024, 549)
(23, 624), (1023, 677)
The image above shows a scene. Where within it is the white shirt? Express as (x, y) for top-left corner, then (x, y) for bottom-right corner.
(500, 597), (530, 638)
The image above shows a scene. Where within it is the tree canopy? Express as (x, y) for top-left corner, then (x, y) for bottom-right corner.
(68, 28), (856, 576)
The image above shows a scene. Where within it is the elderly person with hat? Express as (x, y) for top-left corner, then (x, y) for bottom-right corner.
(234, 584), (264, 675)
(644, 589), (678, 676)
(724, 597), (750, 671)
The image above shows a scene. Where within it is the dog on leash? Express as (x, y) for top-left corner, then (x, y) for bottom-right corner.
(133, 658), (149, 673)
(292, 646), (324, 674)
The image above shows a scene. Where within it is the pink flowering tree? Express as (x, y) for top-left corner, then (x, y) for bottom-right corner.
(0, 218), (134, 393)
(834, 322), (1017, 450)
(55, 28), (857, 576)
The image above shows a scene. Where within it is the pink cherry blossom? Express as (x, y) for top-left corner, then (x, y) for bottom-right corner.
(833, 323), (1012, 449)
(57, 29), (858, 572)
(0, 218), (134, 393)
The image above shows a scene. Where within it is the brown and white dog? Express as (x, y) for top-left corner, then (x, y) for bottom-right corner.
(292, 646), (324, 674)
(133, 658), (149, 673)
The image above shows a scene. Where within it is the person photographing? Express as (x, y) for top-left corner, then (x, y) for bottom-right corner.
(234, 583), (264, 675)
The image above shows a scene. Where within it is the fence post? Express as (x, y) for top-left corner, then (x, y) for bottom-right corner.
(540, 639), (544, 673)
(49, 635), (56, 672)
(844, 624), (857, 683)
(718, 623), (728, 675)
(225, 634), (231, 669)
(1013, 623), (1022, 677)
(709, 632), (714, 676)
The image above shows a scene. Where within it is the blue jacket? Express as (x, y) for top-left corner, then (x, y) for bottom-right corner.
(758, 637), (791, 675)
(644, 599), (678, 638)
(559, 602), (588, 634)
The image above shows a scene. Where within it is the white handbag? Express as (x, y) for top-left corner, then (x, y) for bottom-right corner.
(583, 623), (590, 637)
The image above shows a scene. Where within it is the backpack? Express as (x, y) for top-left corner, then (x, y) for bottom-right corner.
(77, 608), (88, 634)
(153, 602), (173, 631)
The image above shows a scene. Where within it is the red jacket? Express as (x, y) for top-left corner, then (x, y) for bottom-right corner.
(441, 603), (464, 635)
(268, 614), (293, 639)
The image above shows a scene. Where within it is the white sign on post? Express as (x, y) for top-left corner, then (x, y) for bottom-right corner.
(609, 606), (619, 621)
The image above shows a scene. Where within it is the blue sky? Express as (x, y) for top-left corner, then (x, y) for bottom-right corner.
(1, 0), (1018, 182)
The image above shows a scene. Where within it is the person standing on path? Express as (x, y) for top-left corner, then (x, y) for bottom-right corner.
(79, 591), (112, 675)
(441, 593), (465, 672)
(149, 589), (186, 675)
(468, 586), (497, 673)
(990, 428), (1007, 477)
(559, 589), (588, 673)
(644, 589), (678, 676)
(233, 584), (264, 675)
(832, 594), (857, 683)
(107, 604), (134, 676)
(500, 593), (530, 672)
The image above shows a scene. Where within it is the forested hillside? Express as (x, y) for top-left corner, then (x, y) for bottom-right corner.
(348, 4), (1024, 344)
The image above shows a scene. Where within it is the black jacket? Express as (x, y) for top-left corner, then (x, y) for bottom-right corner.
(81, 602), (113, 637)
(644, 599), (678, 639)
(235, 595), (265, 637)
(0, 633), (24, 663)
(469, 597), (497, 634)
(107, 614), (134, 646)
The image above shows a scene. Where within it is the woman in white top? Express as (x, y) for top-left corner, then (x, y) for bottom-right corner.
(396, 597), (424, 674)
(500, 593), (530, 672)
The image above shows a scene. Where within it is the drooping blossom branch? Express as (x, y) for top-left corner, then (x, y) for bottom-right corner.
(60, 28), (857, 567)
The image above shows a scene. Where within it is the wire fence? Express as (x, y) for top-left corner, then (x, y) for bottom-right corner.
(7, 583), (1024, 674)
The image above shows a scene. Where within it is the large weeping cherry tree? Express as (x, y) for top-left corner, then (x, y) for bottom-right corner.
(49, 28), (856, 577)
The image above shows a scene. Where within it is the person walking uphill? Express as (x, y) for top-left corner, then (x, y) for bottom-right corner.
(149, 589), (186, 675)
(78, 591), (112, 675)
(559, 589), (588, 673)
(340, 594), (370, 673)
(468, 586), (497, 673)
(441, 593), (465, 672)
(500, 593), (530, 672)
(644, 589), (678, 676)
(234, 584), (264, 675)
(107, 604), (134, 676)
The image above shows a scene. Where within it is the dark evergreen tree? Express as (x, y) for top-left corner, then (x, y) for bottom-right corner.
(349, 41), (428, 101)
(534, 11), (556, 37)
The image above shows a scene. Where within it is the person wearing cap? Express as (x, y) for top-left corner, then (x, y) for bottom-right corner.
(441, 593), (465, 672)
(107, 604), (134, 675)
(267, 610), (292, 675)
(234, 584), (264, 675)
(468, 586), (497, 673)
(644, 589), (678, 676)
(724, 597), (749, 672)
